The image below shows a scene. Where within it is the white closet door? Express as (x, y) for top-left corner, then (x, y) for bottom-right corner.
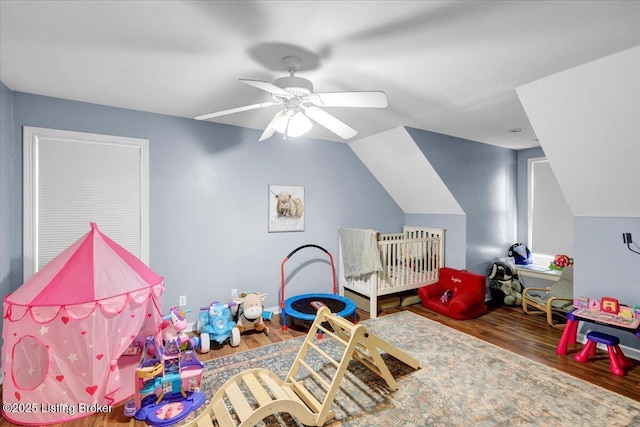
(23, 127), (149, 279)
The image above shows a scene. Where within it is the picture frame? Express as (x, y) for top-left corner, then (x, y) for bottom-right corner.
(268, 184), (305, 232)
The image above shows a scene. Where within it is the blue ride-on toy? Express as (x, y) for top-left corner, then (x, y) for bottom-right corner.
(195, 302), (241, 353)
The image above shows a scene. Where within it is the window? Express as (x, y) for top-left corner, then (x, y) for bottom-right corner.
(527, 157), (574, 266)
(23, 127), (149, 279)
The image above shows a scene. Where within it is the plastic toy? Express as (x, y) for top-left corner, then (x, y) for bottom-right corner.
(195, 301), (241, 353)
(573, 296), (589, 309)
(601, 297), (620, 314)
(232, 292), (269, 335)
(619, 305), (633, 319)
(131, 336), (205, 426)
(549, 254), (574, 270)
(161, 306), (197, 350)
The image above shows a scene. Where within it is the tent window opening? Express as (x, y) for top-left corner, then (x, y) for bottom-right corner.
(12, 335), (49, 390)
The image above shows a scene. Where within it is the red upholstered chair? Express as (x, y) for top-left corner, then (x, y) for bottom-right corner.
(418, 267), (486, 320)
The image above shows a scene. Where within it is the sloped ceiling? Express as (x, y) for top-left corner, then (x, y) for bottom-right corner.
(517, 46), (640, 217)
(348, 127), (464, 215)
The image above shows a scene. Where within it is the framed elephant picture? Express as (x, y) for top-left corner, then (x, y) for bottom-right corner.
(268, 184), (305, 232)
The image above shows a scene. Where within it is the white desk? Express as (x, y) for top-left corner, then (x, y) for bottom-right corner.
(515, 265), (562, 282)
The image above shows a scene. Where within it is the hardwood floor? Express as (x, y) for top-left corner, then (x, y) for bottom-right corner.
(1, 305), (639, 426)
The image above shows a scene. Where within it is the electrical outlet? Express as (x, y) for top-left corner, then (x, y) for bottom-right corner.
(623, 232), (633, 244)
(231, 288), (238, 298)
(179, 295), (187, 306)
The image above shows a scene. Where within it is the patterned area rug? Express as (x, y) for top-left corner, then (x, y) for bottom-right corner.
(183, 311), (640, 426)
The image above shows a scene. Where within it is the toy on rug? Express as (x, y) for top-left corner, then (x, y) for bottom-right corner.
(131, 336), (205, 426)
(161, 306), (197, 351)
(233, 291), (269, 335)
(487, 261), (523, 306)
(440, 290), (453, 303)
(549, 254), (574, 270)
(195, 301), (241, 353)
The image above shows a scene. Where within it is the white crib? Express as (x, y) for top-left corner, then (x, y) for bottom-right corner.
(339, 226), (445, 318)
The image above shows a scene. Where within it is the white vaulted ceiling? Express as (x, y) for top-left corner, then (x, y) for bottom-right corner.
(1, 1), (639, 149)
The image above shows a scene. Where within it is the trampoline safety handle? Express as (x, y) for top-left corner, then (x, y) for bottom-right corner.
(280, 244), (338, 310)
(285, 244), (329, 259)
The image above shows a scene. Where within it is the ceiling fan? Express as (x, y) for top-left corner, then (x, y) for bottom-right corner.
(195, 56), (388, 142)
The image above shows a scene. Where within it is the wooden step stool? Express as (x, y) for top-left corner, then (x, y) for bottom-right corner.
(573, 331), (634, 376)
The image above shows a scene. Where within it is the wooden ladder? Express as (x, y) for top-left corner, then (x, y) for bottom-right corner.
(186, 306), (420, 427)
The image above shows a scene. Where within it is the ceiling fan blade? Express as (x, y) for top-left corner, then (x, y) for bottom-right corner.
(195, 101), (278, 121)
(258, 111), (286, 142)
(258, 126), (276, 142)
(311, 91), (388, 108)
(303, 106), (357, 140)
(240, 79), (292, 97)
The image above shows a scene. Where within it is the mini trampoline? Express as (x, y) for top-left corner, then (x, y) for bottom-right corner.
(280, 244), (356, 330)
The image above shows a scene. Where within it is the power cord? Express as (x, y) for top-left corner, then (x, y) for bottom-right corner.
(627, 242), (640, 255)
(623, 232), (640, 255)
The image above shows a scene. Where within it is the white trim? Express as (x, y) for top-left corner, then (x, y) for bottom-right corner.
(23, 127), (149, 279)
(527, 156), (545, 250)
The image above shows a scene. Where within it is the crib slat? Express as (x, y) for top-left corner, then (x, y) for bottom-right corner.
(341, 227), (444, 318)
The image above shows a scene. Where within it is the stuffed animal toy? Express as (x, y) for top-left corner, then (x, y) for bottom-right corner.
(440, 290), (453, 304)
(233, 292), (269, 335)
(487, 261), (513, 282)
(487, 261), (523, 306)
(500, 278), (523, 306)
(508, 243), (532, 265)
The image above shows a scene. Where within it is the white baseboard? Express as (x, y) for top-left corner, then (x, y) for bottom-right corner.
(183, 306), (282, 334)
(185, 321), (195, 333)
(621, 344), (640, 361)
(264, 305), (281, 315)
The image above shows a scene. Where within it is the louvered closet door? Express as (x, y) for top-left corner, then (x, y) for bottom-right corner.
(23, 127), (149, 279)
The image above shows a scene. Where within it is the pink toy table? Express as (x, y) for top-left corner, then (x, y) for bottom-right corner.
(556, 308), (640, 355)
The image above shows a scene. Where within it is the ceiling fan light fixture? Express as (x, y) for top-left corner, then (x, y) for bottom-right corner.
(272, 111), (312, 138)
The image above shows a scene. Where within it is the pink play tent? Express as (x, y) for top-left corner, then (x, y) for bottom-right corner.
(2, 223), (164, 425)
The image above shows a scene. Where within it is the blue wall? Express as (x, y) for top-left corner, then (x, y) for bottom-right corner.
(3, 90), (404, 313)
(405, 127), (518, 277)
(404, 213), (466, 270)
